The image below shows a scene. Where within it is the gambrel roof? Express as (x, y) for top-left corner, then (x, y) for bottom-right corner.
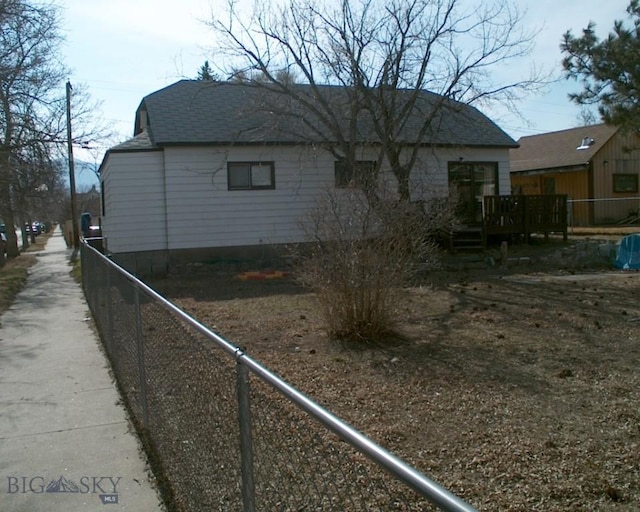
(128, 80), (517, 149)
(510, 123), (619, 173)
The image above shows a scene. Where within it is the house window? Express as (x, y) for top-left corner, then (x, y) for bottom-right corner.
(613, 173), (638, 193)
(227, 162), (275, 190)
(335, 160), (376, 188)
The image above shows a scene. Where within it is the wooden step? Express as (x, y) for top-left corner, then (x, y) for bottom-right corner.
(448, 226), (485, 252)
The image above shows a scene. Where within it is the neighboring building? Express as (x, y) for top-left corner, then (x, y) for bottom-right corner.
(76, 185), (101, 222)
(510, 124), (640, 226)
(99, 80), (517, 275)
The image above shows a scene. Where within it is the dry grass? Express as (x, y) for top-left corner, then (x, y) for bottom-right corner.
(569, 226), (640, 236)
(0, 255), (37, 315)
(150, 236), (640, 511)
(0, 232), (53, 316)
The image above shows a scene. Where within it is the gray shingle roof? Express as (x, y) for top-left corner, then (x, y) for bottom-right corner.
(109, 129), (155, 151)
(125, 80), (517, 149)
(510, 124), (618, 173)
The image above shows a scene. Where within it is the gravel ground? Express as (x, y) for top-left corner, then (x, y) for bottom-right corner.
(149, 238), (640, 511)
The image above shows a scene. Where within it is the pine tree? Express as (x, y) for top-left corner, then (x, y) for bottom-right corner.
(562, 1), (640, 130)
(196, 60), (216, 81)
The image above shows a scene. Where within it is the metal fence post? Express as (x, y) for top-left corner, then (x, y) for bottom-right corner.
(92, 249), (100, 323)
(134, 286), (150, 428)
(105, 265), (114, 357)
(80, 244), (87, 294)
(236, 356), (256, 512)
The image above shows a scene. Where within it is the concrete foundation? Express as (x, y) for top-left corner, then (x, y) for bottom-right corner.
(109, 243), (295, 277)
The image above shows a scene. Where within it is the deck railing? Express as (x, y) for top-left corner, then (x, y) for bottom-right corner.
(483, 194), (568, 240)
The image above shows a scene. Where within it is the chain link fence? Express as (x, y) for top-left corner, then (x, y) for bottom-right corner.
(568, 196), (640, 227)
(81, 241), (476, 512)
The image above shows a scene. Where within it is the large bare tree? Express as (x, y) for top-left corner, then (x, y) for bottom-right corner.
(208, 0), (544, 202)
(207, 0), (547, 341)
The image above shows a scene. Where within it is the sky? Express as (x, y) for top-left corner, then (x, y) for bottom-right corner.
(59, 0), (629, 184)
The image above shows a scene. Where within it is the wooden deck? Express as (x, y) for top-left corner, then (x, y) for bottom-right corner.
(483, 195), (568, 241)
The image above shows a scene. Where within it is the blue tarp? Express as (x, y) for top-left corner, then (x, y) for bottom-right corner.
(614, 233), (640, 270)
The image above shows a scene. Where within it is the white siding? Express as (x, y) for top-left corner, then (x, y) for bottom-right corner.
(349, 145), (511, 202)
(162, 146), (334, 249)
(101, 150), (168, 252)
(408, 146), (511, 200)
(103, 143), (511, 253)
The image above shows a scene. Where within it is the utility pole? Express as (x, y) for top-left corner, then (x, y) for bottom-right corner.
(66, 80), (80, 252)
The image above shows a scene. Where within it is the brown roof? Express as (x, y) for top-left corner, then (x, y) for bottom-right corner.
(510, 123), (618, 173)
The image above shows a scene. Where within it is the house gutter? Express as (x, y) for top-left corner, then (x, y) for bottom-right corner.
(510, 163), (589, 176)
(153, 140), (519, 149)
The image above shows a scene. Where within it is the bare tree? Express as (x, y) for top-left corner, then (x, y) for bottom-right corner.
(10, 137), (62, 246)
(296, 186), (459, 342)
(0, 0), (107, 257)
(576, 107), (597, 127)
(0, 0), (64, 255)
(208, 0), (545, 341)
(208, 0), (544, 202)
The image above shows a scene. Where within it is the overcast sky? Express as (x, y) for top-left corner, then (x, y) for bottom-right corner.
(60, 0), (628, 174)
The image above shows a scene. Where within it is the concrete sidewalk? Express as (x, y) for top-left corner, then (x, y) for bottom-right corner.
(0, 232), (164, 511)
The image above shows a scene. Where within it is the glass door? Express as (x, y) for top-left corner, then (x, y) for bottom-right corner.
(448, 162), (498, 224)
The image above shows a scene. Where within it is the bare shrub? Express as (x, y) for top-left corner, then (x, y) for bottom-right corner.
(296, 189), (455, 343)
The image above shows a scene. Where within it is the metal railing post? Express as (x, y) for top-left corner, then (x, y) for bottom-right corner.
(80, 243), (87, 294)
(92, 249), (100, 322)
(105, 265), (114, 357)
(236, 356), (256, 512)
(134, 286), (150, 428)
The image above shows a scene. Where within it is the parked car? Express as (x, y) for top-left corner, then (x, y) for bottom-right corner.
(0, 231), (6, 257)
(0, 224), (6, 255)
(24, 223), (40, 236)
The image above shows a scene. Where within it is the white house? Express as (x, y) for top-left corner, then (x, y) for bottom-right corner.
(99, 80), (517, 275)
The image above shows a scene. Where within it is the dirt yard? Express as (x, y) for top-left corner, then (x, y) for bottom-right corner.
(149, 236), (640, 511)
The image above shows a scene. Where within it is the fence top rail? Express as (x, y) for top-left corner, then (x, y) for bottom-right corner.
(483, 194), (568, 205)
(568, 196), (640, 203)
(82, 242), (478, 512)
